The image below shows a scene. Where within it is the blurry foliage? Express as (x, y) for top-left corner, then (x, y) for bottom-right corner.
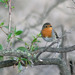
(0, 0), (8, 7)
(0, 21), (41, 71)
(0, 0), (14, 8)
(0, 1), (41, 71)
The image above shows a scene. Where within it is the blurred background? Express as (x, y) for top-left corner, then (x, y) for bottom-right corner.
(0, 0), (75, 75)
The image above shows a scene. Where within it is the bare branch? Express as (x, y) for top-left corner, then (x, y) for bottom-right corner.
(34, 58), (71, 75)
(7, 0), (12, 50)
(35, 45), (75, 53)
(0, 58), (71, 75)
(0, 27), (8, 35)
(36, 41), (58, 59)
(72, 0), (75, 4)
(0, 60), (16, 68)
(8, 0), (12, 33)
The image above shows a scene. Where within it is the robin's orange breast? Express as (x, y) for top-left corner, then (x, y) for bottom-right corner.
(41, 27), (52, 38)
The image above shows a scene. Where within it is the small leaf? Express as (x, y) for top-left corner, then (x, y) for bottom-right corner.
(0, 22), (4, 27)
(0, 0), (4, 2)
(11, 6), (15, 8)
(15, 30), (23, 35)
(30, 45), (34, 51)
(17, 38), (23, 41)
(37, 33), (41, 37)
(0, 44), (3, 50)
(0, 0), (2, 2)
(32, 38), (37, 44)
(18, 62), (22, 72)
(22, 58), (27, 61)
(0, 44), (3, 60)
(25, 42), (29, 46)
(32, 36), (36, 39)
(5, 4), (8, 8)
(7, 33), (12, 42)
(5, 0), (8, 2)
(0, 56), (3, 60)
(34, 46), (39, 51)
(17, 47), (27, 52)
(25, 42), (28, 45)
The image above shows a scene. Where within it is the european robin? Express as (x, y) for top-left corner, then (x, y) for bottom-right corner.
(41, 23), (59, 42)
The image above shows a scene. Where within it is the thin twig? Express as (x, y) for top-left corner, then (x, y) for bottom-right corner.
(72, 0), (75, 4)
(7, 0), (12, 50)
(8, 0), (12, 33)
(36, 41), (58, 59)
(0, 27), (8, 35)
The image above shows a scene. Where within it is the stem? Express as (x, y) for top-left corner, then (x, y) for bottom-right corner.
(0, 27), (8, 35)
(7, 0), (12, 50)
(8, 0), (12, 33)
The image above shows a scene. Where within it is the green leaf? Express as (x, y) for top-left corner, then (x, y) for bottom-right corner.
(25, 42), (28, 45)
(0, 44), (3, 50)
(0, 0), (8, 2)
(30, 45), (34, 51)
(0, 0), (2, 2)
(15, 30), (23, 35)
(0, 44), (3, 60)
(32, 36), (36, 39)
(37, 33), (41, 37)
(34, 46), (39, 51)
(17, 38), (23, 41)
(0, 0), (4, 2)
(18, 62), (22, 72)
(22, 58), (27, 61)
(0, 22), (4, 27)
(25, 42), (29, 46)
(17, 47), (27, 52)
(7, 33), (12, 42)
(0, 56), (3, 60)
(11, 6), (15, 8)
(6, 0), (8, 1)
(21, 58), (29, 67)
(5, 4), (8, 8)
(32, 38), (37, 44)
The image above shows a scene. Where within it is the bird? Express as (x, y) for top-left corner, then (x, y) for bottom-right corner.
(41, 22), (59, 42)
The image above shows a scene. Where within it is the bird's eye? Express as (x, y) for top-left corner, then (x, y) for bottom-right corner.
(45, 26), (47, 28)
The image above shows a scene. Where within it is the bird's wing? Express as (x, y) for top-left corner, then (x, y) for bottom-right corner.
(53, 29), (59, 38)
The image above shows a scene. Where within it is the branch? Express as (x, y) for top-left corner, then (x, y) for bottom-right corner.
(72, 0), (75, 4)
(0, 50), (28, 58)
(36, 41), (58, 59)
(7, 0), (12, 50)
(0, 58), (71, 75)
(34, 58), (71, 75)
(35, 45), (75, 53)
(0, 45), (75, 58)
(0, 60), (16, 68)
(8, 0), (12, 33)
(0, 27), (8, 35)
